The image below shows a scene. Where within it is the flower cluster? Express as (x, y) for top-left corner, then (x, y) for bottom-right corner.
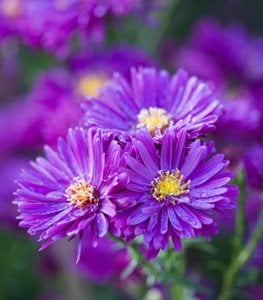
(15, 127), (128, 255)
(14, 66), (238, 260)
(1, 2), (262, 298)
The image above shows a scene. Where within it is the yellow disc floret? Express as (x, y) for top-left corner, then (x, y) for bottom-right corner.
(151, 170), (190, 202)
(137, 107), (172, 135)
(65, 177), (98, 208)
(76, 74), (106, 98)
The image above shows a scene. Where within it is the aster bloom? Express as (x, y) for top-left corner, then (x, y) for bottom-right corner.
(115, 128), (238, 259)
(84, 67), (221, 138)
(14, 127), (128, 259)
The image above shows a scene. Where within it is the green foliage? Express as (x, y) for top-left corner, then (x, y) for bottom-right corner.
(0, 228), (41, 300)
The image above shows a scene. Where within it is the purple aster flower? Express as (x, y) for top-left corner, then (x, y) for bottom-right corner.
(244, 145), (263, 191)
(14, 127), (129, 260)
(84, 67), (222, 138)
(115, 128), (238, 259)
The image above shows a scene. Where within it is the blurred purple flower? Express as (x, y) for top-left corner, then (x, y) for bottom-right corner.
(164, 17), (263, 157)
(0, 0), (145, 57)
(69, 44), (155, 80)
(175, 18), (263, 93)
(69, 45), (155, 101)
(14, 127), (128, 260)
(115, 128), (238, 259)
(173, 18), (263, 146)
(84, 67), (222, 138)
(0, 45), (153, 153)
(0, 70), (83, 153)
(215, 97), (260, 141)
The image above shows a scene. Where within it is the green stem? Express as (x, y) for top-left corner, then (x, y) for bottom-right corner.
(218, 209), (263, 300)
(233, 172), (247, 255)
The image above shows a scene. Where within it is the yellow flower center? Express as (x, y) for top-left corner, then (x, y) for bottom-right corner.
(151, 170), (190, 202)
(65, 178), (98, 208)
(0, 0), (20, 17)
(137, 107), (172, 135)
(76, 74), (106, 99)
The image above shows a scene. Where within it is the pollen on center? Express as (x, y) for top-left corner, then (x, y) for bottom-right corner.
(137, 107), (172, 135)
(151, 170), (190, 202)
(65, 177), (98, 208)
